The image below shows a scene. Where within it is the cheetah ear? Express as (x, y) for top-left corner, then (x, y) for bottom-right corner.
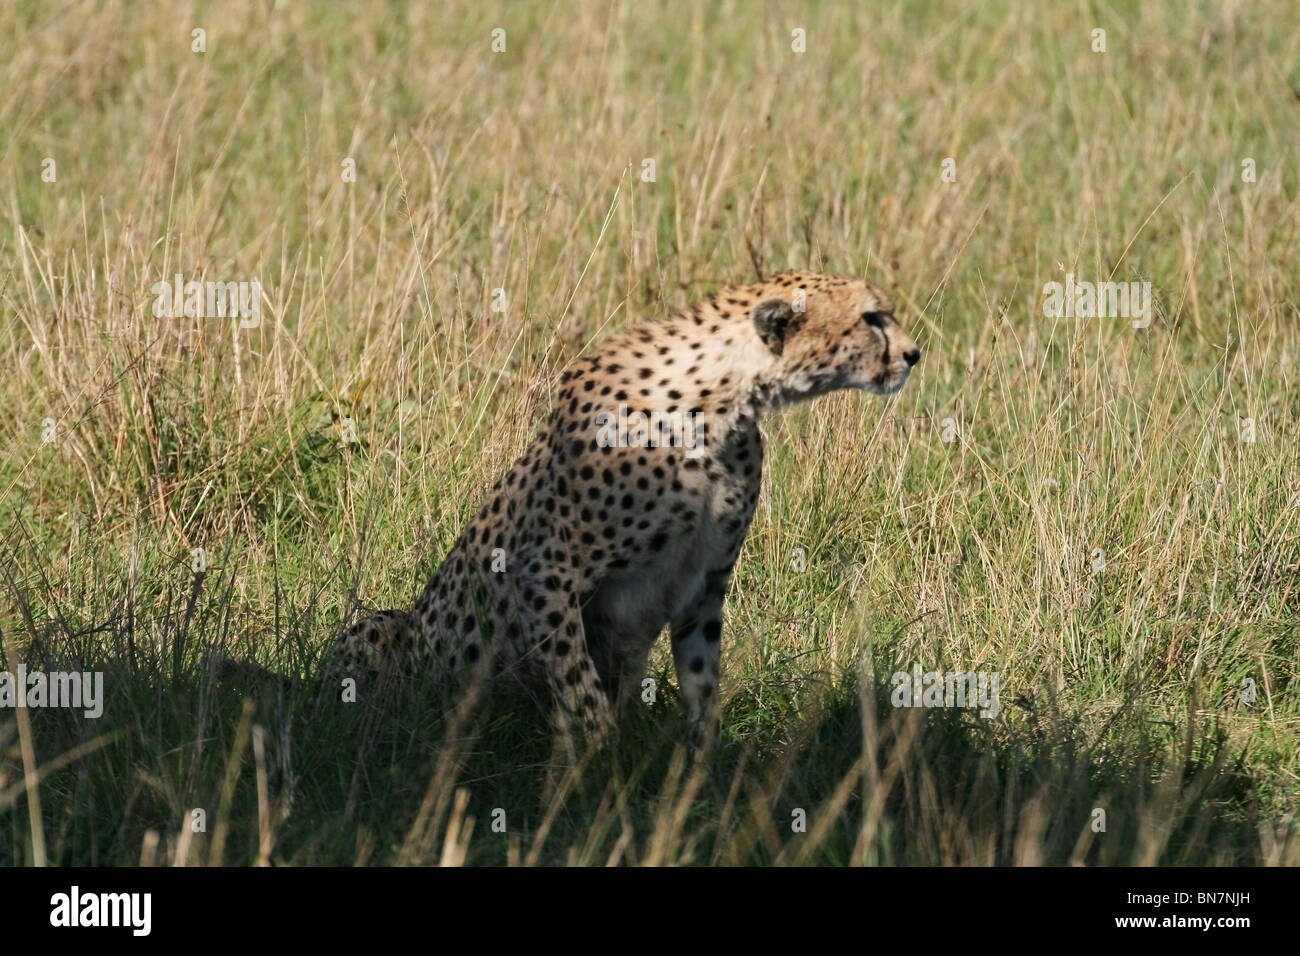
(752, 298), (797, 355)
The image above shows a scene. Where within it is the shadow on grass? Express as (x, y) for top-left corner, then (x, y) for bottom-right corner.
(2, 553), (1293, 866)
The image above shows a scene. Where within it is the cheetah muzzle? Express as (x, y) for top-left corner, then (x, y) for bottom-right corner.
(328, 270), (921, 744)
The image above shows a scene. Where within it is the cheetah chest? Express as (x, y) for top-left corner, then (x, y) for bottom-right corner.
(581, 445), (761, 666)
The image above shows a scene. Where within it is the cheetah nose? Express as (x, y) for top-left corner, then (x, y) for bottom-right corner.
(903, 347), (921, 367)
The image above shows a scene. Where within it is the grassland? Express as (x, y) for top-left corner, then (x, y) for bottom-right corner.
(1, 0), (1297, 865)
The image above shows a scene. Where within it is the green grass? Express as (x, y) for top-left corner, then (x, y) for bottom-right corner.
(1, 0), (1297, 865)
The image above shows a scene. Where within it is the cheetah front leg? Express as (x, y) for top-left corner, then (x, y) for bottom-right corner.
(532, 592), (614, 749)
(669, 566), (732, 749)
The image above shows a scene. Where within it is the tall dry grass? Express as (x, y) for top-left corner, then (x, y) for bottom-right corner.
(0, 0), (1296, 864)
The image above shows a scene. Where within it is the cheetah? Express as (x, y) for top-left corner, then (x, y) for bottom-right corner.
(330, 270), (921, 741)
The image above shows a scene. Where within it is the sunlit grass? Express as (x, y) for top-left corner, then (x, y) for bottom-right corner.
(1, 0), (1296, 865)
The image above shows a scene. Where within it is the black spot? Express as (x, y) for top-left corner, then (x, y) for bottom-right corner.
(703, 619), (722, 643)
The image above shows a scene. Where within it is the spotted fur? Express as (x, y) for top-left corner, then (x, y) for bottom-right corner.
(328, 271), (921, 741)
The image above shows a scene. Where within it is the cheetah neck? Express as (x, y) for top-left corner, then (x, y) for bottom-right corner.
(587, 289), (851, 459)
(676, 319), (840, 450)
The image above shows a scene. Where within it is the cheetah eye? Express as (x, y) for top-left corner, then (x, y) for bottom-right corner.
(861, 311), (887, 329)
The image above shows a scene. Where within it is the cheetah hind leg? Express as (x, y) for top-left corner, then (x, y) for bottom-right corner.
(323, 609), (420, 701)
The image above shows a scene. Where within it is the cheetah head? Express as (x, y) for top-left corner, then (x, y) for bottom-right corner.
(751, 275), (921, 402)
